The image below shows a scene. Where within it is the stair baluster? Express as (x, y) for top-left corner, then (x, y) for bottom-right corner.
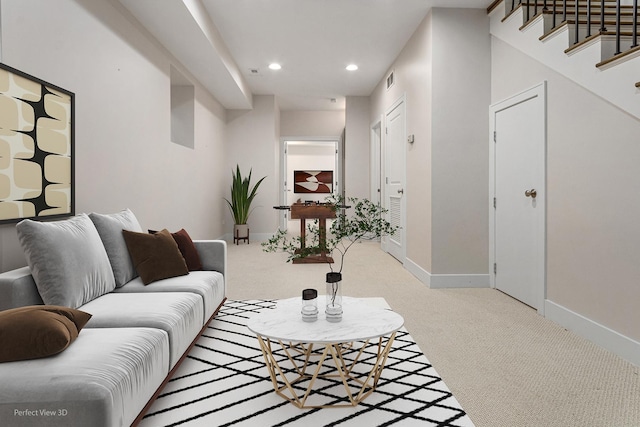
(586, 0), (592, 38)
(632, 0), (638, 48)
(615, 0), (622, 54)
(574, 0), (580, 44)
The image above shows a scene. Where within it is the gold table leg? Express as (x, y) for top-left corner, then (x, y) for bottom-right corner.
(255, 333), (397, 408)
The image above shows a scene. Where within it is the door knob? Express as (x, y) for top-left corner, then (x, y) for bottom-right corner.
(397, 189), (404, 194)
(525, 189), (537, 199)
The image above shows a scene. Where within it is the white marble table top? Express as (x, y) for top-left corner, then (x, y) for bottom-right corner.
(247, 296), (404, 344)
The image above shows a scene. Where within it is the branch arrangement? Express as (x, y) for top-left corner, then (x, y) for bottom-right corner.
(262, 194), (397, 273)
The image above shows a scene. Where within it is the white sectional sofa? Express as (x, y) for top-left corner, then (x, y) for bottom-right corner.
(0, 210), (227, 427)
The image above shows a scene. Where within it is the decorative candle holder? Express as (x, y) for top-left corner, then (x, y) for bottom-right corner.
(301, 288), (318, 322)
(325, 272), (343, 323)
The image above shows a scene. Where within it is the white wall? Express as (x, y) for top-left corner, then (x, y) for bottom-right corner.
(215, 104), (346, 239)
(225, 95), (280, 240)
(430, 8), (490, 275)
(370, 8), (491, 282)
(492, 36), (640, 343)
(280, 110), (344, 138)
(371, 11), (434, 272)
(344, 96), (371, 200)
(0, 0), (228, 271)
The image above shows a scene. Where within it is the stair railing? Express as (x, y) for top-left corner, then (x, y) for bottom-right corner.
(514, 0), (638, 57)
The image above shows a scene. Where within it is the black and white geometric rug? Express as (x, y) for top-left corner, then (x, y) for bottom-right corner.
(139, 300), (474, 427)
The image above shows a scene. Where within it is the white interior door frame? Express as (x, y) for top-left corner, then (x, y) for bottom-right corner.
(489, 81), (547, 314)
(279, 137), (341, 230)
(279, 139), (288, 230)
(382, 95), (407, 262)
(370, 116), (383, 207)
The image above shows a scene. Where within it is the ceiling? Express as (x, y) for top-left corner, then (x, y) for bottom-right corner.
(119, 0), (493, 111)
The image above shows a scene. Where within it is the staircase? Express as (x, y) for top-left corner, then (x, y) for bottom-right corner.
(489, 0), (640, 119)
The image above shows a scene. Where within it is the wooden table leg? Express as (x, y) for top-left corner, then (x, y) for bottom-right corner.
(318, 217), (327, 257)
(299, 218), (306, 250)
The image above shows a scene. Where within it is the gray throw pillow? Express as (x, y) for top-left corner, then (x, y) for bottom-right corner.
(89, 209), (143, 287)
(16, 214), (116, 308)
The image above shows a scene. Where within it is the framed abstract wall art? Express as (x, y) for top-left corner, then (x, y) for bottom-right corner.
(294, 170), (333, 194)
(0, 63), (74, 224)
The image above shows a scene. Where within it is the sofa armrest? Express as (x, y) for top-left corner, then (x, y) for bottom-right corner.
(0, 266), (44, 311)
(193, 240), (227, 289)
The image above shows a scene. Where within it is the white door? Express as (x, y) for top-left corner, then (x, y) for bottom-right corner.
(383, 96), (406, 262)
(490, 83), (546, 312)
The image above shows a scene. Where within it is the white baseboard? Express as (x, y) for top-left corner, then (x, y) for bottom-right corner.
(404, 257), (490, 289)
(430, 274), (491, 289)
(404, 257), (431, 286)
(545, 300), (640, 367)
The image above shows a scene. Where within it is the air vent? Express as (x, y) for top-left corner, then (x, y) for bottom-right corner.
(386, 70), (395, 90)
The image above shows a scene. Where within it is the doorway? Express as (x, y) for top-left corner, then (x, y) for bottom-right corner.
(279, 139), (340, 232)
(489, 82), (547, 313)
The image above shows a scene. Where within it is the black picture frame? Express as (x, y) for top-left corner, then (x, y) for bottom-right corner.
(0, 63), (75, 224)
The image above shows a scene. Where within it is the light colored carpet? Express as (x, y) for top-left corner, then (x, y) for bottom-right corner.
(227, 241), (640, 427)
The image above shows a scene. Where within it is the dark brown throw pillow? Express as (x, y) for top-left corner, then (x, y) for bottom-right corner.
(148, 228), (203, 271)
(122, 228), (189, 285)
(0, 305), (92, 363)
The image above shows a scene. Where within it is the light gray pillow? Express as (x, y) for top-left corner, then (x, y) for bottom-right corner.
(16, 214), (116, 309)
(89, 209), (143, 287)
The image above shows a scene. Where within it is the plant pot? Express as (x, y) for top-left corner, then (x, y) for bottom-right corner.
(234, 224), (249, 244)
(325, 272), (342, 322)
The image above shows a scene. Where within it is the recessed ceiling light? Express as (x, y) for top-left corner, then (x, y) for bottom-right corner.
(346, 64), (358, 71)
(269, 63), (282, 70)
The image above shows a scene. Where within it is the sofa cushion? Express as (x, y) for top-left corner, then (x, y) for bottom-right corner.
(81, 293), (203, 369)
(16, 214), (116, 308)
(122, 229), (189, 285)
(149, 228), (203, 271)
(89, 209), (143, 287)
(0, 305), (92, 362)
(0, 327), (169, 427)
(114, 271), (225, 323)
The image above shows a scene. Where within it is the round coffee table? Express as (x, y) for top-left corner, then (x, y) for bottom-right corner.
(247, 296), (404, 408)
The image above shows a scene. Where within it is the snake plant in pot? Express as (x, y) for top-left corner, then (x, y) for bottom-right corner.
(224, 165), (266, 243)
(262, 194), (397, 321)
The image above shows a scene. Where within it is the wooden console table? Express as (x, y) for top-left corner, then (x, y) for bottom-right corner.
(289, 202), (336, 264)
